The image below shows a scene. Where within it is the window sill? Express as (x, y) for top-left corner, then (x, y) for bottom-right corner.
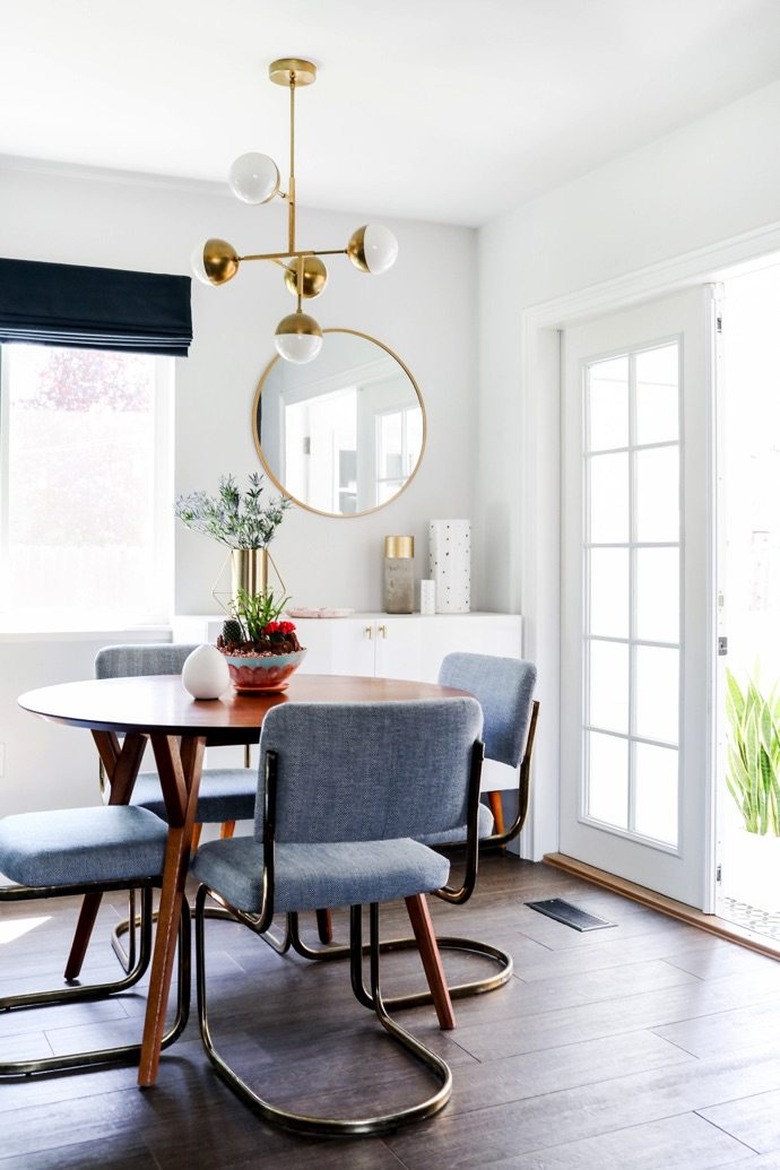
(0, 621), (171, 643)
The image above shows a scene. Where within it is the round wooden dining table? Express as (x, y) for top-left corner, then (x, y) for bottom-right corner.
(18, 671), (466, 1087)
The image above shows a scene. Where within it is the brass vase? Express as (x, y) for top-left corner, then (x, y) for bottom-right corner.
(230, 548), (268, 600)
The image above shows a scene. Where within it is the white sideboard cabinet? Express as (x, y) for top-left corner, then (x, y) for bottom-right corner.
(171, 612), (522, 684)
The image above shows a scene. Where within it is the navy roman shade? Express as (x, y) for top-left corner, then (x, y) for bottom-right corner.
(0, 257), (192, 357)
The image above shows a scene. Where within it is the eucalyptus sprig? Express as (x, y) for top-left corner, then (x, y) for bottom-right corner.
(175, 472), (291, 549)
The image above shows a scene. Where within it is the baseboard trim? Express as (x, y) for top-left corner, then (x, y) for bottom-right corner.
(544, 852), (780, 961)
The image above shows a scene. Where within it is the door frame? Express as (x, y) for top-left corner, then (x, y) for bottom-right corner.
(519, 221), (780, 892)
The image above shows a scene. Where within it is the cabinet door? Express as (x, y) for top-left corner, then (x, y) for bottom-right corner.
(374, 615), (524, 682)
(294, 618), (375, 677)
(418, 615), (524, 681)
(373, 619), (426, 680)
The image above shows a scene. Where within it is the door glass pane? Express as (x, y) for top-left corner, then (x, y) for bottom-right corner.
(589, 452), (629, 542)
(587, 731), (628, 828)
(635, 646), (679, 743)
(589, 548), (629, 637)
(636, 446), (679, 542)
(635, 742), (678, 845)
(636, 345), (679, 445)
(588, 356), (628, 451)
(582, 337), (681, 852)
(588, 640), (629, 733)
(636, 547), (679, 642)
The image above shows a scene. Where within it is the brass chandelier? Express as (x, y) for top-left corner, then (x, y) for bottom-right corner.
(192, 57), (399, 364)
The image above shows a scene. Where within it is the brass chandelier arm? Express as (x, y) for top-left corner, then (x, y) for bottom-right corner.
(239, 248), (347, 263)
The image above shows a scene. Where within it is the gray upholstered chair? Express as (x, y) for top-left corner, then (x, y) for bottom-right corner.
(0, 804), (189, 1075)
(436, 652), (539, 852)
(290, 652), (539, 1008)
(96, 643), (257, 842)
(191, 697), (484, 1137)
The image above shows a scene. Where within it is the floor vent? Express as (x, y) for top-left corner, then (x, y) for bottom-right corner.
(526, 898), (617, 932)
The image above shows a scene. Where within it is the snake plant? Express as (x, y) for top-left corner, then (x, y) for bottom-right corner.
(725, 668), (780, 836)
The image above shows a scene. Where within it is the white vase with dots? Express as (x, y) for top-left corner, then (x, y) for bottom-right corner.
(428, 519), (471, 613)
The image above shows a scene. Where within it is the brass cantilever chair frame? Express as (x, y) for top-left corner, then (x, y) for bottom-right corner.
(0, 806), (190, 1077)
(191, 698), (484, 1137)
(283, 654), (539, 1008)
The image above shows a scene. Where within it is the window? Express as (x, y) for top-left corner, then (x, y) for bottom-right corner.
(0, 344), (173, 627)
(376, 403), (424, 505)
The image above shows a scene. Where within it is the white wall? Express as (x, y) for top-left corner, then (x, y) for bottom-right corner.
(477, 77), (780, 857)
(0, 160), (477, 813)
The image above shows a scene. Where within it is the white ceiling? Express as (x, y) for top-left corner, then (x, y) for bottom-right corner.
(4, 0), (780, 227)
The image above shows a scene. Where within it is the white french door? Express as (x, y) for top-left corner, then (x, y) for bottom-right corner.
(560, 286), (718, 910)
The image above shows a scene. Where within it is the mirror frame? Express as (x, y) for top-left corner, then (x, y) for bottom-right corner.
(252, 328), (427, 518)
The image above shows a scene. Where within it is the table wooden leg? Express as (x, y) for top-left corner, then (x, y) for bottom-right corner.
(137, 733), (205, 1087)
(488, 790), (506, 837)
(64, 731), (148, 980)
(404, 893), (455, 1031)
(315, 908), (333, 943)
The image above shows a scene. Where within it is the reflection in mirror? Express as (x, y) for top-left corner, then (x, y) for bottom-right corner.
(253, 330), (426, 517)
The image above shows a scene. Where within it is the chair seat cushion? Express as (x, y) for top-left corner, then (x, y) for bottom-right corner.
(0, 806), (168, 887)
(191, 836), (450, 915)
(418, 801), (495, 846)
(131, 768), (256, 824)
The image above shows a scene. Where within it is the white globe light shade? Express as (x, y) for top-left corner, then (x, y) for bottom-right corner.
(274, 311), (323, 364)
(228, 152), (280, 205)
(347, 224), (399, 275)
(190, 243), (211, 285)
(190, 238), (240, 286)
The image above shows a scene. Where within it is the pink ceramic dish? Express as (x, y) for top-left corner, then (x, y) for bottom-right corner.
(221, 649), (307, 693)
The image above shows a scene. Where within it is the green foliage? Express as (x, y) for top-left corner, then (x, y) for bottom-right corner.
(725, 668), (780, 836)
(228, 588), (290, 643)
(174, 473), (291, 549)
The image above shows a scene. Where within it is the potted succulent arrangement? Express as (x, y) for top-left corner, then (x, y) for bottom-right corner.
(216, 587), (307, 693)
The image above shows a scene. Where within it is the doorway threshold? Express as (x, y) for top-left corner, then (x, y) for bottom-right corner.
(544, 853), (780, 961)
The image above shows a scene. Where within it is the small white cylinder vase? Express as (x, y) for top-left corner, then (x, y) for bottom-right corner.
(420, 579), (436, 615)
(429, 519), (471, 613)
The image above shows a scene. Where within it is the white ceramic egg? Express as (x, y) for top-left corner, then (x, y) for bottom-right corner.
(181, 643), (231, 699)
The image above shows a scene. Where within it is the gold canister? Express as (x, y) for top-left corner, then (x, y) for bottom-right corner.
(230, 548), (269, 600)
(383, 536), (415, 614)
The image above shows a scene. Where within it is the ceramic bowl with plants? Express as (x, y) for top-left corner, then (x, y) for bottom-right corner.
(216, 588), (306, 693)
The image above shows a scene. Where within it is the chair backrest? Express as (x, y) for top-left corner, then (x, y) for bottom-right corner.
(437, 653), (537, 769)
(95, 643), (200, 679)
(254, 699), (483, 845)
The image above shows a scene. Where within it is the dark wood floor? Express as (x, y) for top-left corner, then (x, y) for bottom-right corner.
(2, 854), (780, 1169)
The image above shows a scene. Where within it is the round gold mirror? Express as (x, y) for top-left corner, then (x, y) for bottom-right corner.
(252, 329), (426, 517)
